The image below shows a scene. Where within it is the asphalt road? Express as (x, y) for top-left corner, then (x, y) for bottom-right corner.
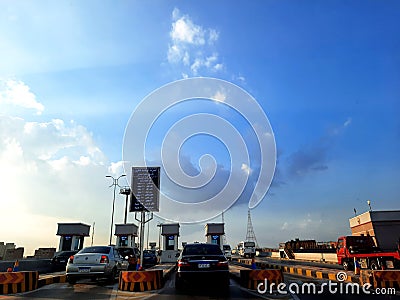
(4, 274), (274, 300)
(283, 273), (400, 300)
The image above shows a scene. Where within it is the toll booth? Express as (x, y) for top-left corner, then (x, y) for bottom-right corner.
(160, 223), (180, 263)
(114, 224), (138, 248)
(56, 223), (90, 251)
(205, 223), (225, 249)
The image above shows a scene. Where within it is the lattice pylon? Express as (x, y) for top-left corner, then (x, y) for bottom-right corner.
(245, 209), (259, 247)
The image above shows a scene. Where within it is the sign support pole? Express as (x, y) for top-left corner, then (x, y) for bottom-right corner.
(135, 211), (153, 269)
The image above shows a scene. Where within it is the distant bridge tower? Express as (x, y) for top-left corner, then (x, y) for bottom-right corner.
(246, 209), (259, 247)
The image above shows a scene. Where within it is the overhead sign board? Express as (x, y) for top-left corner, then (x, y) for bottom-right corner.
(130, 167), (160, 212)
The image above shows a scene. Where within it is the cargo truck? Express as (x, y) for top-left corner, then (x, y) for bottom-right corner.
(238, 241), (256, 258)
(336, 235), (400, 270)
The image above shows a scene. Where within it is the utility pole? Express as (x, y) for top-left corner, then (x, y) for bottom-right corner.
(91, 222), (95, 246)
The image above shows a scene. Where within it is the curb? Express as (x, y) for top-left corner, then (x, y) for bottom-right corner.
(38, 274), (66, 288)
(233, 258), (359, 284)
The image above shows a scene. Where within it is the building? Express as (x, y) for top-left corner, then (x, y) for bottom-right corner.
(0, 242), (16, 260)
(4, 248), (24, 260)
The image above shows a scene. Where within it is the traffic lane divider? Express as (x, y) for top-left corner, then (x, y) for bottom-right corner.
(240, 269), (283, 290)
(360, 270), (400, 289)
(118, 270), (163, 292)
(232, 257), (359, 284)
(38, 274), (66, 288)
(0, 271), (38, 295)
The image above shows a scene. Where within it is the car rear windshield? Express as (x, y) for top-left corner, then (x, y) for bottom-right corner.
(183, 244), (223, 255)
(79, 246), (111, 254)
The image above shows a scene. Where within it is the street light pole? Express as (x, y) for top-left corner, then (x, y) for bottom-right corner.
(157, 222), (162, 251)
(119, 187), (131, 224)
(106, 174), (126, 245)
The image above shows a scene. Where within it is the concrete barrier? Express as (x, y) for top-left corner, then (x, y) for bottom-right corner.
(360, 270), (400, 289)
(38, 274), (66, 288)
(240, 269), (283, 290)
(236, 258), (281, 270)
(0, 259), (52, 274)
(0, 271), (38, 295)
(118, 270), (163, 292)
(232, 257), (359, 284)
(293, 253), (338, 263)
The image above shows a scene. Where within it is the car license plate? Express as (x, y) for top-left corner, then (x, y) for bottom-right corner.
(198, 263), (210, 269)
(78, 267), (90, 273)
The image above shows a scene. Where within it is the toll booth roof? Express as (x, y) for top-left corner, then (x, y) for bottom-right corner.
(205, 223), (225, 235)
(115, 223), (138, 236)
(57, 223), (90, 236)
(161, 223), (180, 235)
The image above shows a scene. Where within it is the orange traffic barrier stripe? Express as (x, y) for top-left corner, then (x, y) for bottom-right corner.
(118, 270), (163, 292)
(360, 270), (400, 289)
(0, 273), (24, 284)
(0, 271), (38, 295)
(240, 269), (283, 290)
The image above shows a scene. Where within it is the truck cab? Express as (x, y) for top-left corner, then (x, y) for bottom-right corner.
(337, 235), (399, 270)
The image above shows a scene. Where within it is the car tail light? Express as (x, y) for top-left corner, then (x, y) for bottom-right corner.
(177, 260), (189, 267)
(69, 255), (74, 264)
(217, 260), (228, 268)
(100, 255), (109, 264)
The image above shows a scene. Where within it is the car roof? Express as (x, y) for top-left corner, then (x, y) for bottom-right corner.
(185, 243), (219, 246)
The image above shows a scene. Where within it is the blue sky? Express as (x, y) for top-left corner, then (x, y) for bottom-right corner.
(0, 1), (399, 255)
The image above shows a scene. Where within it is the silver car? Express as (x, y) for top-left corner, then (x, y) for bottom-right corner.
(66, 246), (128, 284)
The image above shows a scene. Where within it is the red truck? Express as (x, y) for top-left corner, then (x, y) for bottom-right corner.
(336, 235), (400, 270)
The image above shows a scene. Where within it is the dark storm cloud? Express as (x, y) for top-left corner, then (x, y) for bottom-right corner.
(287, 142), (330, 178)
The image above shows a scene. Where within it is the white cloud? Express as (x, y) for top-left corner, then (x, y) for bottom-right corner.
(108, 160), (126, 176)
(344, 117), (352, 127)
(0, 79), (44, 115)
(212, 90), (227, 102)
(171, 18), (205, 45)
(167, 8), (223, 77)
(213, 63), (223, 72)
(281, 222), (289, 230)
(241, 163), (251, 175)
(208, 29), (219, 44)
(0, 79), (125, 256)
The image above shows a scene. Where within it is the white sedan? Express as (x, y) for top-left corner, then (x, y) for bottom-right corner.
(66, 246), (128, 284)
